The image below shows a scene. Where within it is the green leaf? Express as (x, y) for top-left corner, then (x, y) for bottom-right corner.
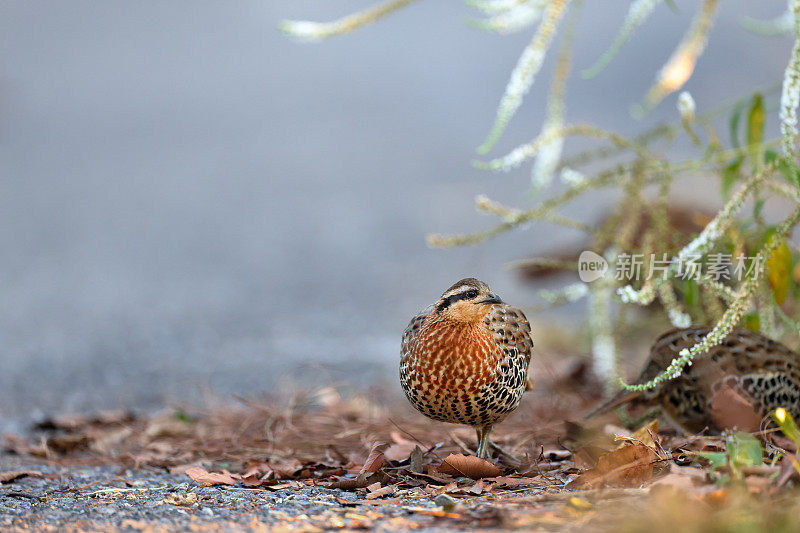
(746, 93), (765, 168)
(721, 157), (743, 199)
(767, 238), (792, 305)
(773, 408), (800, 446)
(744, 312), (761, 332)
(764, 150), (800, 190)
(699, 451), (727, 471)
(726, 431), (763, 467)
(729, 100), (746, 150)
(684, 279), (699, 308)
(753, 198), (766, 219)
(664, 0), (679, 13)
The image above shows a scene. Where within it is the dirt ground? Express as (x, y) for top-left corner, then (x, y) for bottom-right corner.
(3, 367), (800, 532)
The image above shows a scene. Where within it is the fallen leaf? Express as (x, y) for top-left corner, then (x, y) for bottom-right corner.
(436, 454), (502, 480)
(0, 470), (41, 484)
(483, 476), (542, 488)
(46, 434), (89, 454)
(409, 445), (425, 473)
(385, 442), (416, 462)
(327, 473), (377, 490)
(711, 386), (762, 432)
(271, 458), (302, 479)
(162, 492), (198, 506)
(359, 441), (389, 474)
(569, 444), (662, 489)
(184, 467), (236, 486)
(568, 496), (593, 510)
(573, 445), (608, 469)
(365, 486), (395, 499)
(614, 419), (659, 449)
(463, 480), (485, 495)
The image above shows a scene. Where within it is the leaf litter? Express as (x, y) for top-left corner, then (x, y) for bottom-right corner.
(4, 376), (800, 531)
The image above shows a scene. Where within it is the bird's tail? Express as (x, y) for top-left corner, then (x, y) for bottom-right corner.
(583, 389), (643, 420)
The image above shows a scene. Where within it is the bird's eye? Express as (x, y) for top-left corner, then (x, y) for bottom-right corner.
(465, 289), (479, 299)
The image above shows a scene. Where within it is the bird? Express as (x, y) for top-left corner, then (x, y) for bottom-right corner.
(400, 278), (533, 459)
(585, 327), (800, 434)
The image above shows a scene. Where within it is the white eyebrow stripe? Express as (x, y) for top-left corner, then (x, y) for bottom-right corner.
(442, 286), (480, 299)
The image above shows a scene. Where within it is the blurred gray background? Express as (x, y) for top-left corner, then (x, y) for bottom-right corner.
(0, 1), (791, 420)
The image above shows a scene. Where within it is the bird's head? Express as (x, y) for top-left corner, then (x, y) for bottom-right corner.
(435, 278), (503, 323)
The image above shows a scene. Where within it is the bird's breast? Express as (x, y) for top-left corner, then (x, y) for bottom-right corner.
(406, 318), (500, 394)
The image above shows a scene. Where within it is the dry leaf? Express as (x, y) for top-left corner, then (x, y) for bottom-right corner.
(162, 492), (198, 506)
(0, 470), (41, 484)
(184, 467), (236, 486)
(46, 434), (89, 454)
(359, 441), (389, 474)
(436, 454), (502, 480)
(614, 419), (659, 449)
(464, 480), (485, 495)
(711, 386), (762, 432)
(385, 441), (416, 462)
(569, 444), (661, 488)
(483, 476), (542, 488)
(327, 473), (376, 490)
(365, 486), (395, 499)
(409, 445), (425, 473)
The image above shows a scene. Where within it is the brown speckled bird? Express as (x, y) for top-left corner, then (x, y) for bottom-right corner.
(400, 278), (533, 458)
(586, 327), (800, 433)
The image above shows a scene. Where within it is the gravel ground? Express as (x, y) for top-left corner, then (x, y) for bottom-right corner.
(0, 454), (549, 531)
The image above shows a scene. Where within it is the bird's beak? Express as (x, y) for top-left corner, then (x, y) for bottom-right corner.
(477, 293), (503, 305)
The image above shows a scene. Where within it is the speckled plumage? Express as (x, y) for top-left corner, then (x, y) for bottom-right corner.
(587, 327), (800, 433)
(400, 278), (533, 457)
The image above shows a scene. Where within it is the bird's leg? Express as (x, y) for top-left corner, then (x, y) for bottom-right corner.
(475, 426), (492, 459)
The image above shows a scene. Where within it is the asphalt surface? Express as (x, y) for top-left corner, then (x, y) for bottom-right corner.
(0, 455), (551, 531)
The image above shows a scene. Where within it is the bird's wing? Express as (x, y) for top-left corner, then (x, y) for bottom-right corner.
(401, 305), (434, 357)
(583, 328), (710, 420)
(485, 304), (534, 374)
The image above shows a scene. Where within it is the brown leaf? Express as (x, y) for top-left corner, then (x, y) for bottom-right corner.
(436, 454), (502, 480)
(614, 419), (659, 449)
(184, 467), (236, 486)
(569, 444), (661, 489)
(463, 480), (485, 495)
(385, 442), (416, 462)
(409, 445), (425, 473)
(359, 441), (389, 474)
(0, 470), (41, 484)
(572, 445), (608, 470)
(483, 476), (542, 489)
(326, 472), (377, 490)
(711, 385), (762, 432)
(46, 434), (89, 455)
(162, 492), (198, 506)
(365, 486), (395, 499)
(271, 458), (302, 479)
